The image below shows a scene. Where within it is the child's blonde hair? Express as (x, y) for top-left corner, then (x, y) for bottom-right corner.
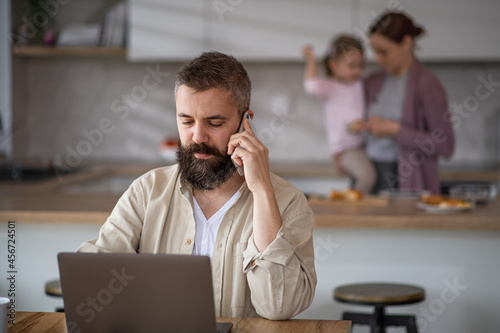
(323, 35), (364, 77)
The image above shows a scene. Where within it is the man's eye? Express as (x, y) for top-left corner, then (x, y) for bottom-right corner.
(210, 123), (223, 128)
(182, 121), (193, 125)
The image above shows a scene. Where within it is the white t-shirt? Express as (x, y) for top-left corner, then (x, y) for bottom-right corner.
(192, 190), (241, 260)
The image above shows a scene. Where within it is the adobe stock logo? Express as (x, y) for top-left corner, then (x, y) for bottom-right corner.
(213, 0), (244, 21)
(54, 64), (169, 180)
(314, 234), (341, 262)
(411, 277), (468, 332)
(67, 267), (136, 333)
(259, 94), (296, 145)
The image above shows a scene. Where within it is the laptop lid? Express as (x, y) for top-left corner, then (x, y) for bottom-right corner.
(58, 252), (226, 333)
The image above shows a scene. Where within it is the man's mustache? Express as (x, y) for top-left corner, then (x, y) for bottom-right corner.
(183, 142), (226, 158)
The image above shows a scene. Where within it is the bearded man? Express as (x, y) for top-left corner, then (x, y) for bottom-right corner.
(78, 51), (316, 320)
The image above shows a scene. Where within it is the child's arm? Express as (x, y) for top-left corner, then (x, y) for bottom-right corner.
(301, 45), (318, 80)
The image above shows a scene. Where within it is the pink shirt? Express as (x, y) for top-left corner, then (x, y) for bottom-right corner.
(304, 78), (364, 154)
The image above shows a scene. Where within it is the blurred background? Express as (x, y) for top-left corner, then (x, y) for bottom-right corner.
(2, 0), (499, 171)
(1, 1), (500, 333)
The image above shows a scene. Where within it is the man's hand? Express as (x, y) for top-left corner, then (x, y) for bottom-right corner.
(227, 117), (272, 194)
(367, 116), (401, 137)
(227, 115), (282, 252)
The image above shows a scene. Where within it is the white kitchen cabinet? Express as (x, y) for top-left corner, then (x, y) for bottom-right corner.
(128, 0), (206, 61)
(358, 0), (500, 61)
(208, 0), (352, 61)
(128, 0), (353, 61)
(128, 0), (500, 61)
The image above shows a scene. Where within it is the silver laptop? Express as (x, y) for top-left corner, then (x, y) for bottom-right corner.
(57, 252), (233, 333)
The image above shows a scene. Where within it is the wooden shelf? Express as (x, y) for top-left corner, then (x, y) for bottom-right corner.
(12, 45), (126, 58)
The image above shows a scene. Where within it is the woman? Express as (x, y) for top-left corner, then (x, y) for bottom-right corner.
(359, 11), (455, 194)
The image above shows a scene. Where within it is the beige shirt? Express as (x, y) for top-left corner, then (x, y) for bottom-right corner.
(77, 164), (317, 320)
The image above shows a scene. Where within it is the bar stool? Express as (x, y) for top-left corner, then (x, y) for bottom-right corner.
(334, 282), (425, 333)
(45, 279), (64, 312)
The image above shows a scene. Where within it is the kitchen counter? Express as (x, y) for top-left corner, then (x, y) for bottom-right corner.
(271, 163), (500, 181)
(312, 199), (500, 230)
(0, 164), (140, 223)
(1, 163), (499, 229)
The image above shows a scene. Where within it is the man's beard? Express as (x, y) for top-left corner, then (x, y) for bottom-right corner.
(176, 139), (236, 190)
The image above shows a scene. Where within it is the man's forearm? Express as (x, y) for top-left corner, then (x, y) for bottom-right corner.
(252, 187), (282, 252)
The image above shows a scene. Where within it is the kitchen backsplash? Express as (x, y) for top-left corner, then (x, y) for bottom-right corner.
(11, 58), (500, 169)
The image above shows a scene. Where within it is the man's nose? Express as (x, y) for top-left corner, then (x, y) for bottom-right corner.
(192, 124), (209, 144)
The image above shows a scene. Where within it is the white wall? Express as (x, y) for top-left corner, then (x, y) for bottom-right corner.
(11, 60), (500, 167)
(295, 228), (500, 333)
(0, 223), (102, 312)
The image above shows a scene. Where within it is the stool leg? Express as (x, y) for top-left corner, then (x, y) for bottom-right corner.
(342, 308), (420, 333)
(342, 312), (372, 325)
(381, 315), (419, 333)
(371, 305), (386, 333)
(406, 315), (419, 333)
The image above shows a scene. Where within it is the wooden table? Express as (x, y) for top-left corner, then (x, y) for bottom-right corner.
(8, 312), (351, 333)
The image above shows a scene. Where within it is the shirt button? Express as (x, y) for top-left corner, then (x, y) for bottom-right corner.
(185, 239), (192, 245)
(202, 240), (206, 244)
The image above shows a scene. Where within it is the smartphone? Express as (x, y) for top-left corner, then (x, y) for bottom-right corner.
(232, 111), (255, 176)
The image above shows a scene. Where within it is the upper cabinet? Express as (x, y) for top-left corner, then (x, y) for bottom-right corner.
(208, 0), (352, 61)
(128, 0), (205, 61)
(358, 0), (500, 61)
(128, 0), (352, 61)
(128, 0), (500, 62)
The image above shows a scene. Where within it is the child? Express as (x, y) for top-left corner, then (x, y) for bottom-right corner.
(302, 35), (376, 194)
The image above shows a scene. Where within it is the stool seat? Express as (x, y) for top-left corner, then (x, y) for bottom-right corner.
(333, 282), (425, 333)
(45, 279), (62, 297)
(334, 282), (425, 306)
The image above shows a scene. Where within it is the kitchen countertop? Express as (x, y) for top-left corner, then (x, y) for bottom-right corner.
(312, 198), (500, 230)
(271, 163), (500, 181)
(1, 163), (499, 229)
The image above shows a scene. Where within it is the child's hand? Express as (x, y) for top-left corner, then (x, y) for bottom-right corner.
(367, 117), (401, 137)
(301, 44), (316, 61)
(347, 119), (368, 134)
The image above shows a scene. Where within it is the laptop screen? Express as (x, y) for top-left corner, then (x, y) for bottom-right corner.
(58, 252), (227, 333)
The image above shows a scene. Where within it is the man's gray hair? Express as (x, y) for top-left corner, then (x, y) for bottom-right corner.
(175, 51), (251, 115)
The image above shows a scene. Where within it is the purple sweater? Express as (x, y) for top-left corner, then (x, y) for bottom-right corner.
(364, 59), (455, 194)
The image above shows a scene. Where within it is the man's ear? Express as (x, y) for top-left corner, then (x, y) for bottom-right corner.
(247, 110), (254, 119)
